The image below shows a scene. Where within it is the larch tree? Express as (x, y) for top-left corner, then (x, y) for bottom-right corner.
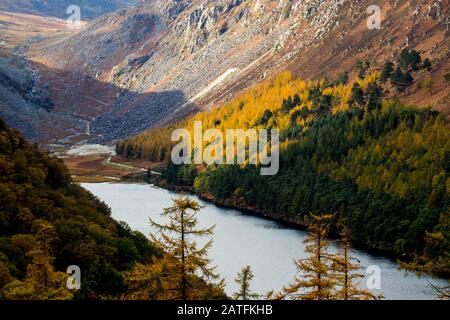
(332, 229), (382, 300)
(149, 197), (223, 300)
(276, 214), (337, 300)
(233, 266), (259, 300)
(124, 254), (186, 300)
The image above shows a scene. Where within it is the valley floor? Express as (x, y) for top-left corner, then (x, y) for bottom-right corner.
(61, 151), (162, 183)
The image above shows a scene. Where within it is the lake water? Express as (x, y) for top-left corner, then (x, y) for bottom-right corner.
(82, 182), (447, 300)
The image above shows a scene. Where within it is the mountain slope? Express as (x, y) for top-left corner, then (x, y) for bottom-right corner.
(1, 0), (449, 143)
(0, 11), (83, 142)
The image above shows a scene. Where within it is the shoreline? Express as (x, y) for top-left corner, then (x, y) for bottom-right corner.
(152, 180), (408, 265)
(98, 176), (434, 277)
(63, 152), (447, 280)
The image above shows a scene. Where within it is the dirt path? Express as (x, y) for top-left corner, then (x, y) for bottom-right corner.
(105, 156), (162, 175)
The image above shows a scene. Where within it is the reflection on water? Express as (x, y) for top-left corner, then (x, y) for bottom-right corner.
(82, 183), (447, 300)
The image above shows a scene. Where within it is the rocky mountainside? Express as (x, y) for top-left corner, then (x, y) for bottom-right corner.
(0, 0), (136, 19)
(1, 0), (449, 143)
(0, 11), (82, 142)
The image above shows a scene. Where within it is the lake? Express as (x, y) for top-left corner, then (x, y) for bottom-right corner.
(82, 182), (447, 300)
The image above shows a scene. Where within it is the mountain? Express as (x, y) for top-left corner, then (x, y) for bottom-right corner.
(1, 0), (449, 143)
(0, 0), (136, 19)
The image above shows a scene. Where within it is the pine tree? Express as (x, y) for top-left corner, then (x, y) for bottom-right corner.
(281, 97), (295, 114)
(391, 67), (413, 92)
(402, 71), (414, 92)
(255, 109), (273, 126)
(293, 94), (301, 107)
(125, 254), (187, 300)
(319, 95), (332, 114)
(366, 82), (383, 112)
(391, 66), (403, 89)
(332, 229), (382, 300)
(149, 197), (222, 300)
(422, 58), (432, 72)
(380, 61), (394, 84)
(356, 60), (370, 80)
(348, 83), (365, 107)
(308, 87), (322, 108)
(233, 266), (259, 300)
(399, 48), (421, 71)
(276, 214), (337, 300)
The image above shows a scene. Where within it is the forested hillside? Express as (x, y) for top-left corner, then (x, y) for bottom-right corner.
(0, 118), (228, 300)
(117, 54), (449, 276)
(0, 118), (162, 299)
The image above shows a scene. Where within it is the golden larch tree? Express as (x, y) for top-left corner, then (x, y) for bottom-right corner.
(276, 214), (337, 300)
(233, 266), (259, 300)
(150, 197), (223, 300)
(332, 229), (383, 300)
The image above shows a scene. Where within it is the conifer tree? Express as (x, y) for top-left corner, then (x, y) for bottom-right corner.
(348, 83), (365, 107)
(125, 255), (187, 300)
(356, 60), (370, 80)
(331, 229), (382, 300)
(233, 266), (259, 300)
(380, 61), (394, 85)
(276, 214), (337, 300)
(402, 71), (414, 92)
(391, 67), (413, 92)
(366, 82), (383, 112)
(293, 94), (301, 107)
(149, 197), (222, 300)
(422, 58), (432, 72)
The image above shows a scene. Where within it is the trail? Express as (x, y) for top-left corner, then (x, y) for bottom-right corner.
(105, 156), (162, 175)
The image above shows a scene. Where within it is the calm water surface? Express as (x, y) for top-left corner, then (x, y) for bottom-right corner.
(82, 183), (447, 300)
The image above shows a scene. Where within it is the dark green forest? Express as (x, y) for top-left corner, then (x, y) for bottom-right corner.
(163, 101), (449, 277)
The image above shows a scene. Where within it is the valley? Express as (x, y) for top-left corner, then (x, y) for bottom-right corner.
(0, 0), (448, 302)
